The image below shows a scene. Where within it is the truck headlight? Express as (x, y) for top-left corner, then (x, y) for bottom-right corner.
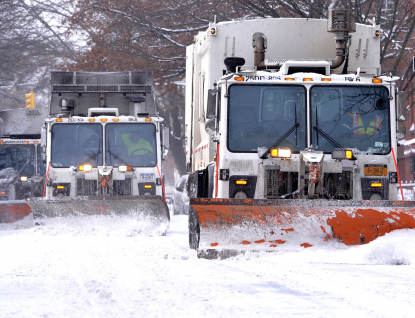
(118, 165), (132, 172)
(79, 164), (92, 172)
(270, 148), (292, 158)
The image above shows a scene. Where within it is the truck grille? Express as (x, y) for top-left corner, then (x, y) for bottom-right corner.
(266, 169), (298, 199)
(324, 171), (353, 199)
(76, 178), (132, 196)
(113, 179), (132, 195)
(76, 179), (97, 196)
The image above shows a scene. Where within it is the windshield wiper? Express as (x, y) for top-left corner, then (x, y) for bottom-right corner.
(76, 139), (102, 168)
(313, 107), (344, 150)
(313, 125), (344, 149)
(260, 104), (299, 159)
(106, 140), (132, 167)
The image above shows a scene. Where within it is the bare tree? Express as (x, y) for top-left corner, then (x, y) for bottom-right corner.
(0, 0), (78, 109)
(64, 0), (248, 176)
(64, 0), (415, 176)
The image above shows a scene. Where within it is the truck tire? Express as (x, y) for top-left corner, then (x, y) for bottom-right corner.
(188, 206), (200, 249)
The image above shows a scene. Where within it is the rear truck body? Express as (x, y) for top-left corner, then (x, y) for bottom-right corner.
(2, 71), (170, 232)
(185, 10), (414, 257)
(0, 106), (47, 223)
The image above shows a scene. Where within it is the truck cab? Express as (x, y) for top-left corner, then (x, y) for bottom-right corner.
(42, 71), (169, 198)
(0, 108), (46, 200)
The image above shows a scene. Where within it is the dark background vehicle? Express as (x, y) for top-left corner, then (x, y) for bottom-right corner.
(173, 175), (189, 215)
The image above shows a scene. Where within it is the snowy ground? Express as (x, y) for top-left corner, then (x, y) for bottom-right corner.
(1, 214), (415, 318)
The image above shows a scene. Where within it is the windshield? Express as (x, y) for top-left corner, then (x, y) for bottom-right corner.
(228, 85), (307, 152)
(105, 123), (157, 167)
(51, 124), (103, 168)
(0, 144), (40, 178)
(310, 85), (390, 154)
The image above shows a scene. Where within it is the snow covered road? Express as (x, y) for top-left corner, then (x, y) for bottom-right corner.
(1, 215), (415, 317)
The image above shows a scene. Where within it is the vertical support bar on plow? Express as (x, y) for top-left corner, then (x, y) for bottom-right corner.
(391, 147), (404, 200)
(215, 142), (220, 198)
(43, 162), (51, 197)
(156, 163), (166, 200)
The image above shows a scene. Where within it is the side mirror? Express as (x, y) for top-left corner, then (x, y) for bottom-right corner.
(205, 119), (216, 135)
(162, 126), (169, 159)
(205, 89), (217, 135)
(41, 125), (47, 159)
(396, 91), (408, 122)
(397, 123), (406, 139)
(206, 89), (216, 119)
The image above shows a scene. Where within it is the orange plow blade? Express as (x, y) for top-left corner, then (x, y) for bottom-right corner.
(0, 201), (34, 229)
(0, 201), (32, 223)
(1, 196), (170, 233)
(189, 199), (415, 254)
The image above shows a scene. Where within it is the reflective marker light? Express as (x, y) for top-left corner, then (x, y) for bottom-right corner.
(101, 118), (107, 122)
(89, 118), (95, 122)
(235, 180), (248, 186)
(371, 182), (383, 188)
(235, 76), (244, 82)
(321, 78), (331, 82)
(56, 118), (62, 122)
(113, 118), (119, 122)
(270, 148), (292, 158)
(285, 78), (295, 81)
(1, 191), (7, 195)
(144, 184), (152, 189)
(303, 78), (313, 82)
(372, 78), (382, 84)
(57, 185), (65, 189)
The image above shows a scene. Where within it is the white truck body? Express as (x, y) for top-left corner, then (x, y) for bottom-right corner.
(185, 16), (405, 202)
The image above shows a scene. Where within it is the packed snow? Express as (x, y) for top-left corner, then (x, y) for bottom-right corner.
(1, 214), (415, 318)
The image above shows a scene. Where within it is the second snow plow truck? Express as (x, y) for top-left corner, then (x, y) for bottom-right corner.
(185, 10), (415, 257)
(0, 105), (47, 225)
(2, 71), (170, 232)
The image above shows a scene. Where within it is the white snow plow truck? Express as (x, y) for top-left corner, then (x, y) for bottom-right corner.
(2, 71), (170, 231)
(0, 105), (47, 223)
(185, 9), (415, 258)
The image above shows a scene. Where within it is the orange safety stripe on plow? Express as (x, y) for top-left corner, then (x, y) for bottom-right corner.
(300, 243), (313, 248)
